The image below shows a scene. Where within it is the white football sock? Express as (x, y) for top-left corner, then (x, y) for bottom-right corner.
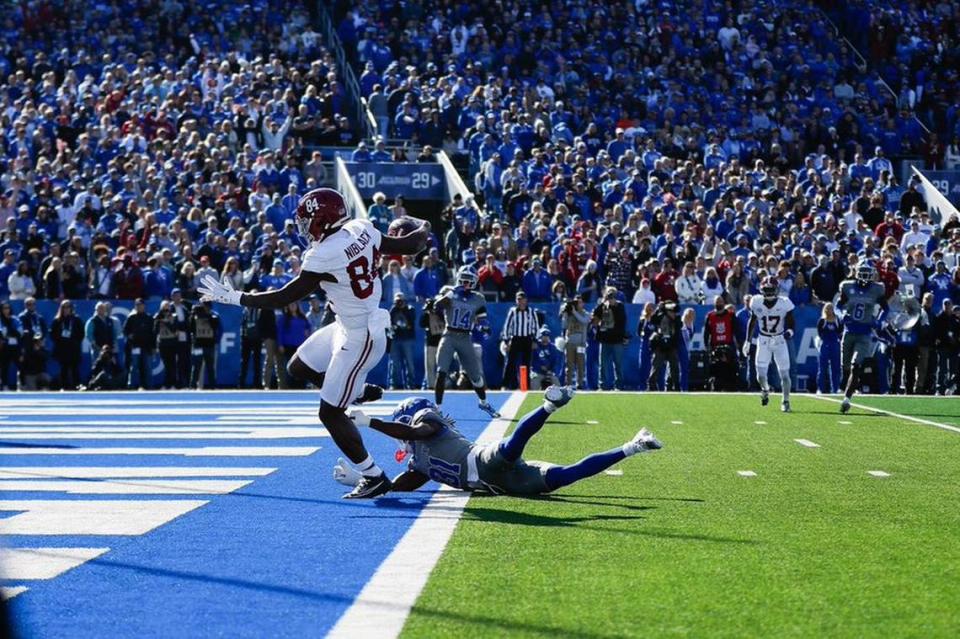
(355, 455), (382, 478)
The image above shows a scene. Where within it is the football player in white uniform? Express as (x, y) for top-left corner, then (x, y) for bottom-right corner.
(199, 188), (428, 498)
(743, 277), (796, 412)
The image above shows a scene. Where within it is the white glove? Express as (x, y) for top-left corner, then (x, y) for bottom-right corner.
(198, 274), (242, 305)
(333, 457), (362, 487)
(742, 341), (751, 357)
(348, 408), (370, 428)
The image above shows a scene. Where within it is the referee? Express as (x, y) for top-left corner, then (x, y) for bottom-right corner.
(501, 291), (541, 389)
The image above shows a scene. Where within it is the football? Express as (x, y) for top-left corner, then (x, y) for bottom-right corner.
(387, 215), (426, 236)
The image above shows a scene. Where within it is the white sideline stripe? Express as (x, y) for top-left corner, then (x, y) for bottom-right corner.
(0, 427), (329, 439)
(0, 467), (275, 479)
(0, 408), (324, 416)
(604, 469), (623, 476)
(838, 421), (852, 425)
(0, 446), (320, 457)
(327, 391), (527, 639)
(868, 470), (891, 478)
(0, 547), (110, 579)
(0, 500), (207, 535)
(811, 395), (960, 435)
(585, 420), (599, 425)
(0, 425), (299, 431)
(737, 471), (757, 477)
(1, 586), (27, 599)
(0, 479), (252, 495)
(0, 398), (398, 406)
(671, 420), (683, 425)
(754, 421), (767, 425)
(0, 420), (332, 430)
(794, 439), (820, 448)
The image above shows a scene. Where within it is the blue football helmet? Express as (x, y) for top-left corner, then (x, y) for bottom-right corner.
(392, 397), (437, 424)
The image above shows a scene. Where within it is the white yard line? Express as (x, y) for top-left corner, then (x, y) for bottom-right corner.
(327, 391), (527, 639)
(810, 395), (960, 435)
(794, 439), (820, 448)
(0, 467), (275, 479)
(1, 586), (28, 600)
(0, 547), (110, 580)
(0, 446), (320, 457)
(737, 471), (757, 477)
(868, 470), (891, 478)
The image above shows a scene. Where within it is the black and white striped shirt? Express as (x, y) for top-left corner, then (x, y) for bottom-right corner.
(501, 306), (541, 340)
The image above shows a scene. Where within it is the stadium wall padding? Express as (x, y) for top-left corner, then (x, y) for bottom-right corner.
(6, 300), (826, 389)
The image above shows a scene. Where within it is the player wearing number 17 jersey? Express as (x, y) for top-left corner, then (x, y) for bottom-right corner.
(744, 277), (796, 412)
(199, 188), (428, 498)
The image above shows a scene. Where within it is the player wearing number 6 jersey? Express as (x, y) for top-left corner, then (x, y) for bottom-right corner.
(199, 187), (428, 498)
(744, 277), (796, 412)
(836, 263), (889, 413)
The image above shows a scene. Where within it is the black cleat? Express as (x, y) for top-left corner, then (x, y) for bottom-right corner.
(761, 390), (769, 406)
(355, 384), (384, 404)
(343, 472), (392, 499)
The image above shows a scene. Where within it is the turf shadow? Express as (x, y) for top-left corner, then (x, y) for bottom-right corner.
(0, 441), (78, 449)
(45, 555), (623, 639)
(460, 507), (647, 528)
(802, 410), (887, 418)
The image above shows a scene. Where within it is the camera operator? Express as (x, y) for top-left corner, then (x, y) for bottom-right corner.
(84, 344), (124, 391)
(51, 300), (83, 390)
(419, 290), (446, 389)
(703, 296), (738, 391)
(155, 301), (179, 389)
(591, 286), (627, 390)
(189, 301), (221, 389)
(389, 292), (416, 389)
(560, 297), (590, 389)
(19, 334), (51, 390)
(648, 300), (682, 391)
(123, 298), (156, 389)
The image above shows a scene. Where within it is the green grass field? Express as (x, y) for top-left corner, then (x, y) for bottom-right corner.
(403, 393), (960, 638)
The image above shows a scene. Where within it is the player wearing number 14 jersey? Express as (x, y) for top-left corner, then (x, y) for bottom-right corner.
(744, 277), (796, 412)
(199, 188), (428, 498)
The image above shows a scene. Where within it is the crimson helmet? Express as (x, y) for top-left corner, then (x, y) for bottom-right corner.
(760, 276), (779, 301)
(295, 188), (349, 242)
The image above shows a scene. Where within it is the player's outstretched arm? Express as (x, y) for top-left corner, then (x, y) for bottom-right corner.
(199, 271), (327, 309)
(366, 417), (441, 441)
(390, 470), (430, 492)
(380, 223), (430, 255)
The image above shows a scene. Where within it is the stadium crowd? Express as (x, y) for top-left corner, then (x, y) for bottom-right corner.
(1, 0), (960, 395)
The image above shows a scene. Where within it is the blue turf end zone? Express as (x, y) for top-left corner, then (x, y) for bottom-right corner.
(2, 391), (511, 638)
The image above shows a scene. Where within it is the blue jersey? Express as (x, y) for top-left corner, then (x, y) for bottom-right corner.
(838, 280), (887, 335)
(532, 343), (562, 375)
(408, 424), (474, 489)
(817, 318), (842, 343)
(436, 288), (486, 332)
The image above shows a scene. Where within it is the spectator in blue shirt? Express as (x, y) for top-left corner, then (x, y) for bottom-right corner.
(522, 259), (554, 302)
(413, 254), (444, 301)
